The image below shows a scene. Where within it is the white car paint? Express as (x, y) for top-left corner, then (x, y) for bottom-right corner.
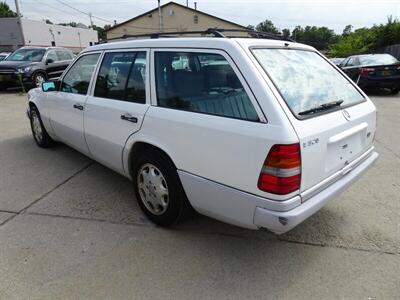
(27, 37), (378, 233)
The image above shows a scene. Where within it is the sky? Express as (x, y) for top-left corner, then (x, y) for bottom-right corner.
(6, 0), (400, 33)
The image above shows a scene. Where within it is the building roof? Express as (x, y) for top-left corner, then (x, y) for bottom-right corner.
(106, 1), (247, 32)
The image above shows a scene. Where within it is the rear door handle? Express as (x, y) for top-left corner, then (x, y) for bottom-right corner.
(121, 113), (138, 123)
(73, 104), (84, 110)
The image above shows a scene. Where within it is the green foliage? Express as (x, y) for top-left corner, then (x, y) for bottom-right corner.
(255, 19), (280, 34)
(0, 2), (17, 18)
(291, 25), (339, 50)
(282, 28), (291, 39)
(330, 16), (400, 57)
(58, 22), (78, 27)
(92, 24), (111, 41)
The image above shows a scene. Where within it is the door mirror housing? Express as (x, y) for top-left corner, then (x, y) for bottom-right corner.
(45, 58), (54, 65)
(42, 80), (60, 92)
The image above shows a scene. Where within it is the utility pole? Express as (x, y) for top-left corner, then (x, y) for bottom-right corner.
(158, 0), (163, 32)
(89, 12), (94, 28)
(14, 0), (21, 17)
(14, 0), (25, 50)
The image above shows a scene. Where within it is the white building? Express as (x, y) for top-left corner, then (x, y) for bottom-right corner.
(0, 18), (98, 53)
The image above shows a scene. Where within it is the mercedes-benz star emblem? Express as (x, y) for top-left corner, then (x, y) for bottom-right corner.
(342, 109), (351, 121)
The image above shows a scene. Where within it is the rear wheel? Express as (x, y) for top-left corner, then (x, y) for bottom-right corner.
(132, 149), (193, 226)
(390, 87), (399, 95)
(29, 106), (54, 148)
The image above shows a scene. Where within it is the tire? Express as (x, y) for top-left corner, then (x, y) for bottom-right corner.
(29, 106), (54, 148)
(390, 87), (399, 95)
(33, 72), (47, 88)
(132, 149), (193, 226)
(0, 84), (7, 91)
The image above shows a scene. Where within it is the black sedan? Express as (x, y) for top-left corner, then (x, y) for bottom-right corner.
(0, 47), (74, 91)
(339, 53), (400, 94)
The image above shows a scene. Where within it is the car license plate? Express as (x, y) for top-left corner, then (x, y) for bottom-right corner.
(382, 70), (391, 76)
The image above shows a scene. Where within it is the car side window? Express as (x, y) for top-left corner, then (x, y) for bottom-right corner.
(94, 51), (146, 103)
(346, 57), (356, 67)
(61, 53), (100, 95)
(155, 51), (259, 121)
(56, 50), (73, 61)
(46, 50), (58, 62)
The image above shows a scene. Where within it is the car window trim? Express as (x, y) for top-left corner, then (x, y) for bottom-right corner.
(150, 47), (266, 123)
(249, 46), (366, 120)
(59, 51), (102, 96)
(88, 48), (150, 105)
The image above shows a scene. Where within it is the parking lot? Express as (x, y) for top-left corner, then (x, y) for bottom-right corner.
(0, 90), (399, 299)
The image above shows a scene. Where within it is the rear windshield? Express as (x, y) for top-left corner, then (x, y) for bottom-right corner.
(252, 48), (365, 118)
(359, 54), (398, 66)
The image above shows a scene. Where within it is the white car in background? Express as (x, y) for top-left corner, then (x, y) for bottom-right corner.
(26, 34), (378, 234)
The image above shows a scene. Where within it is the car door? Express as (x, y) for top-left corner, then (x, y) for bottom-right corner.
(56, 49), (74, 74)
(43, 49), (64, 79)
(49, 52), (101, 155)
(84, 50), (150, 174)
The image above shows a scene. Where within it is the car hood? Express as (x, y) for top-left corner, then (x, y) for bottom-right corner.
(0, 61), (38, 70)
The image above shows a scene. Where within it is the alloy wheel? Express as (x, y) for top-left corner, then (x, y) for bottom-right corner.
(137, 163), (169, 215)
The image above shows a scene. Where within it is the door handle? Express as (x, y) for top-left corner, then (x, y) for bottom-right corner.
(121, 113), (138, 123)
(73, 104), (84, 110)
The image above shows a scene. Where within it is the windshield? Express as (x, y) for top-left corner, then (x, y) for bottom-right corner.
(6, 48), (45, 62)
(252, 48), (365, 118)
(359, 54), (398, 66)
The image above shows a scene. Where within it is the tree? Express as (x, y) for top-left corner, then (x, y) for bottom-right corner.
(330, 17), (400, 57)
(255, 19), (280, 34)
(58, 22), (78, 27)
(246, 25), (255, 30)
(92, 24), (111, 41)
(282, 28), (291, 39)
(290, 25), (338, 50)
(342, 24), (353, 36)
(0, 2), (18, 18)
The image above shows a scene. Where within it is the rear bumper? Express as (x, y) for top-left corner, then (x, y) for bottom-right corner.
(179, 148), (378, 234)
(359, 76), (400, 89)
(254, 150), (379, 234)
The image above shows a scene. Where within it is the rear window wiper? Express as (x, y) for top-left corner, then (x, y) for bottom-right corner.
(298, 100), (344, 116)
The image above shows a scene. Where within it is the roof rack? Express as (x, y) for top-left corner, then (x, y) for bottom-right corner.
(105, 28), (294, 43)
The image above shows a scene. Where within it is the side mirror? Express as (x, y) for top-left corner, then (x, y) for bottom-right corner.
(45, 58), (54, 65)
(42, 80), (60, 92)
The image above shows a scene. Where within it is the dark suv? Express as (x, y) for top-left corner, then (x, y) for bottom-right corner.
(0, 47), (74, 91)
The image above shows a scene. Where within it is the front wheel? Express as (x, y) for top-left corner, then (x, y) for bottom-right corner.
(33, 72), (46, 88)
(132, 149), (193, 226)
(390, 87), (399, 95)
(30, 106), (54, 148)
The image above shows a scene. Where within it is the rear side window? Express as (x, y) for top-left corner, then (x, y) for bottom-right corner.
(94, 51), (146, 103)
(252, 49), (365, 118)
(61, 53), (100, 95)
(56, 50), (73, 61)
(155, 51), (259, 121)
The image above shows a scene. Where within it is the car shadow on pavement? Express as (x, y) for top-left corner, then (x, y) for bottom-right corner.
(0, 133), (361, 246)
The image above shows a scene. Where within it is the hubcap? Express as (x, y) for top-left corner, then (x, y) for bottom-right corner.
(137, 163), (169, 215)
(31, 112), (43, 142)
(35, 75), (45, 87)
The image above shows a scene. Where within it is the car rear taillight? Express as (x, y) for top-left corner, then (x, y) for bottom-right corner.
(258, 144), (301, 195)
(359, 67), (375, 75)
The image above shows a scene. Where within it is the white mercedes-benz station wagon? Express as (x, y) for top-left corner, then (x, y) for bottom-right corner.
(26, 30), (378, 234)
